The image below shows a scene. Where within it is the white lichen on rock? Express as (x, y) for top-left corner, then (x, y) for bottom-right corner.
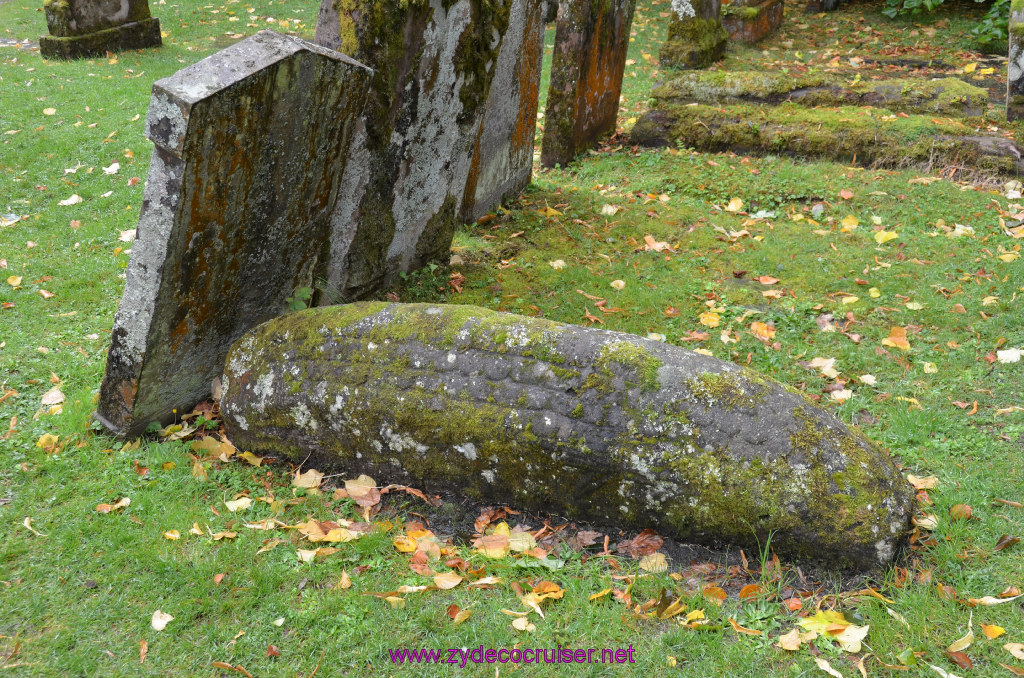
(672, 0), (696, 18)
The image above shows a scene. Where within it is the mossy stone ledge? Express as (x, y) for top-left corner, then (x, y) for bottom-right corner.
(221, 302), (913, 572)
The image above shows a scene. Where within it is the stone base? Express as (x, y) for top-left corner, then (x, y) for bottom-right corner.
(40, 17), (160, 59)
(722, 0), (783, 43)
(660, 18), (728, 70)
(805, 0), (839, 11)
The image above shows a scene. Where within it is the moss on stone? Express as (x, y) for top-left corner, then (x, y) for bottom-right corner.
(632, 102), (1022, 178)
(651, 72), (987, 117)
(222, 302), (913, 571)
(660, 17), (728, 70)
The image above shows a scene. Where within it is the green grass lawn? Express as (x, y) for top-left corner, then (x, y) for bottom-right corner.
(3, 0), (1024, 675)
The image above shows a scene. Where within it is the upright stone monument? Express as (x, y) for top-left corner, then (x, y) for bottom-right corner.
(721, 0), (783, 43)
(96, 31), (371, 437)
(314, 0), (512, 299)
(660, 0), (728, 70)
(1009, 1), (1024, 122)
(461, 0), (547, 222)
(540, 0), (638, 167)
(40, 0), (161, 59)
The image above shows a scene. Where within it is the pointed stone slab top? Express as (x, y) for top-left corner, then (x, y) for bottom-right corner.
(541, 0), (638, 167)
(96, 31), (371, 438)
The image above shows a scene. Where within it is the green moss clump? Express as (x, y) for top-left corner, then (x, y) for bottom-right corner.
(686, 371), (766, 409)
(659, 17), (728, 70)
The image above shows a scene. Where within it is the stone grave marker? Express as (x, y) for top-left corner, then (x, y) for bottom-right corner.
(721, 0), (783, 43)
(461, 0), (547, 222)
(540, 0), (637, 167)
(660, 0), (728, 70)
(1009, 2), (1024, 122)
(221, 302), (914, 572)
(314, 0), (511, 300)
(40, 0), (161, 59)
(96, 31), (371, 437)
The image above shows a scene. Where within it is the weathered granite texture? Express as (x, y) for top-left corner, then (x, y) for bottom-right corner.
(96, 31), (371, 437)
(540, 0), (637, 167)
(221, 302), (914, 571)
(652, 71), (988, 117)
(1009, 0), (1024, 122)
(313, 0), (512, 299)
(721, 0), (782, 43)
(40, 0), (160, 58)
(660, 0), (728, 70)
(461, 0), (547, 222)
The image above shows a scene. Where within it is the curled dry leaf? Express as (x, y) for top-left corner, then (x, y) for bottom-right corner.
(291, 468), (323, 489)
(163, 530), (180, 540)
(512, 616), (536, 632)
(728, 618), (762, 636)
(814, 657), (844, 678)
(981, 624), (1005, 639)
(949, 504), (973, 521)
(776, 628), (802, 651)
(907, 474), (939, 490)
(1006, 643), (1024, 661)
(947, 613), (974, 653)
(96, 497), (130, 513)
(995, 535), (1020, 552)
(966, 594), (1022, 606)
(639, 552), (668, 573)
(151, 609), (174, 631)
(224, 497), (252, 512)
(433, 572), (463, 590)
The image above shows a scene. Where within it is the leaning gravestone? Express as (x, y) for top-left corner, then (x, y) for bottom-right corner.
(721, 0), (783, 43)
(461, 0), (547, 223)
(1009, 3), (1024, 122)
(96, 31), (371, 437)
(540, 0), (637, 167)
(660, 0), (729, 70)
(314, 0), (511, 299)
(40, 0), (161, 59)
(221, 302), (913, 571)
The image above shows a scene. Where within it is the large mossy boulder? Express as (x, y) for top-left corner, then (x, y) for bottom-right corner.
(221, 303), (913, 571)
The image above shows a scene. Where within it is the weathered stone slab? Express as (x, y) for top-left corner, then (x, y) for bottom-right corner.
(540, 0), (637, 167)
(721, 0), (782, 44)
(96, 31), (371, 438)
(313, 0), (511, 299)
(660, 0), (728, 70)
(630, 102), (1024, 178)
(1009, 0), (1024, 122)
(461, 0), (547, 222)
(40, 0), (160, 58)
(44, 0), (151, 36)
(40, 18), (160, 59)
(652, 71), (987, 117)
(221, 302), (913, 571)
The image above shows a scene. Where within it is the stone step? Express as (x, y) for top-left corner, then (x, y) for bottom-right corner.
(631, 102), (1023, 179)
(651, 70), (989, 118)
